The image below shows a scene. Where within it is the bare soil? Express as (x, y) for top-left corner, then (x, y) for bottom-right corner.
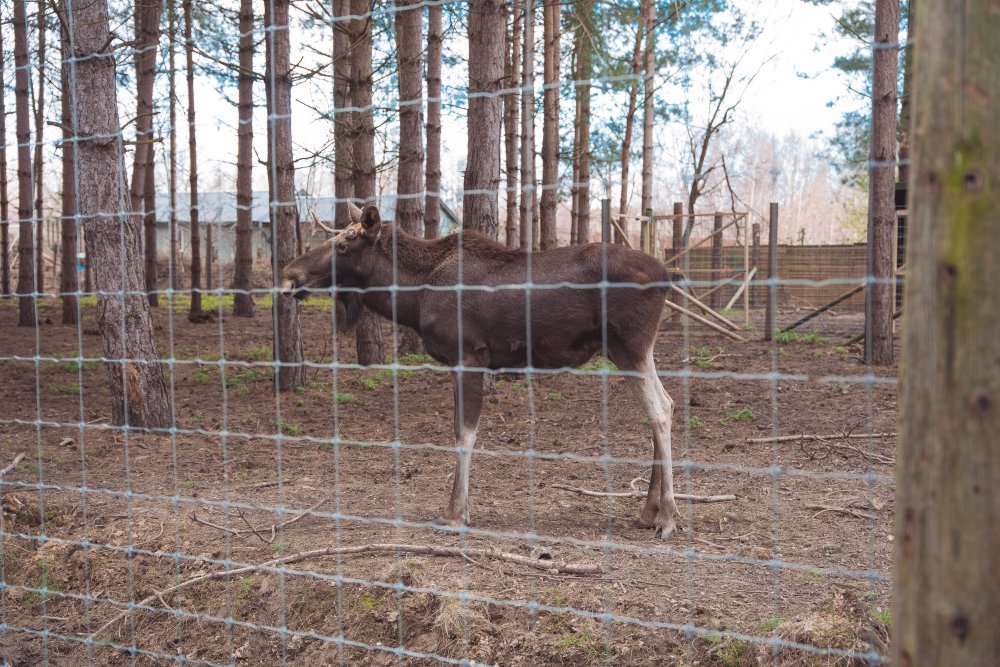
(0, 297), (896, 665)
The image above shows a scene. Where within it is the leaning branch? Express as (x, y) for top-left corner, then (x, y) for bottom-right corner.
(551, 483), (736, 503)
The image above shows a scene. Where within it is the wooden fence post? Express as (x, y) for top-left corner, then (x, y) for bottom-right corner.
(751, 222), (760, 307)
(711, 213), (723, 309)
(671, 202), (683, 262)
(600, 198), (610, 245)
(763, 203), (778, 340)
(894, 0), (1000, 663)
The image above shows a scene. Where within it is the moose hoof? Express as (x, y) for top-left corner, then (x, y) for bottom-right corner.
(433, 515), (466, 533)
(634, 513), (677, 540)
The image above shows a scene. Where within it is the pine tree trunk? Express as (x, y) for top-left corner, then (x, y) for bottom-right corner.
(424, 0), (442, 240)
(1, 17), (11, 297)
(897, 0), (915, 188)
(572, 0), (592, 245)
(640, 0), (655, 219)
(503, 0), (522, 247)
(265, 0), (306, 389)
(60, 24), (78, 324)
(350, 0), (385, 366)
(68, 0), (172, 428)
(539, 0), (559, 249)
(518, 0), (535, 250)
(14, 0), (35, 326)
(33, 0), (45, 294)
(894, 0), (1000, 662)
(142, 145), (157, 304)
(333, 0), (353, 230)
(131, 0), (163, 302)
(865, 0), (899, 366)
(464, 0), (505, 239)
(617, 1), (646, 244)
(167, 1), (177, 302)
(232, 0), (255, 317)
(185, 0), (204, 322)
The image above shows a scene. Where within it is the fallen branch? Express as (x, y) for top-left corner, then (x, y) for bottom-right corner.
(551, 483), (736, 503)
(805, 504), (876, 521)
(0, 453), (26, 478)
(746, 432), (895, 444)
(189, 513), (242, 538)
(89, 542), (603, 638)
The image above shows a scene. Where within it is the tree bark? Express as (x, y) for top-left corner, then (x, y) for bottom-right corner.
(185, 0), (205, 322)
(518, 0), (536, 250)
(333, 0), (353, 230)
(894, 0), (1000, 662)
(60, 21), (78, 325)
(617, 1), (647, 244)
(131, 0), (163, 303)
(33, 0), (46, 294)
(539, 0), (559, 249)
(68, 0), (172, 428)
(265, 0), (306, 389)
(14, 0), (36, 326)
(232, 0), (255, 317)
(463, 0), (505, 239)
(640, 0), (655, 219)
(897, 0), (915, 188)
(1, 16), (11, 296)
(503, 0), (521, 247)
(865, 0), (899, 366)
(349, 0), (385, 366)
(571, 0), (592, 245)
(710, 213), (723, 309)
(424, 0), (442, 240)
(166, 0), (177, 304)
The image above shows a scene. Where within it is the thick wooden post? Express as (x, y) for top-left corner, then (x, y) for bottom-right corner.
(600, 198), (610, 244)
(763, 203), (778, 340)
(671, 202), (683, 261)
(751, 222), (760, 307)
(893, 0), (1000, 664)
(711, 213), (723, 309)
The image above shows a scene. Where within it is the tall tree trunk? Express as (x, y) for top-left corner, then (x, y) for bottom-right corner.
(640, 0), (655, 219)
(394, 0), (425, 356)
(464, 0), (505, 239)
(142, 143), (156, 301)
(865, 0), (899, 366)
(0, 15), (10, 297)
(166, 0), (177, 304)
(33, 0), (46, 294)
(184, 0), (204, 322)
(518, 0), (535, 250)
(265, 0), (306, 389)
(571, 0), (593, 245)
(68, 0), (172, 428)
(205, 217), (213, 291)
(894, 0), (1000, 662)
(897, 0), (915, 188)
(539, 0), (559, 249)
(503, 0), (522, 247)
(349, 0), (385, 366)
(232, 0), (255, 317)
(131, 0), (163, 303)
(424, 0), (442, 240)
(60, 21), (78, 324)
(332, 0), (352, 229)
(14, 0), (36, 326)
(617, 1), (646, 244)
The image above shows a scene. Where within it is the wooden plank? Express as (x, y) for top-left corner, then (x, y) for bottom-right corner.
(668, 283), (740, 331)
(661, 298), (746, 342)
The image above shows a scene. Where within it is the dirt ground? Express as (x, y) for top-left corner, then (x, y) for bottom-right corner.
(0, 296), (897, 666)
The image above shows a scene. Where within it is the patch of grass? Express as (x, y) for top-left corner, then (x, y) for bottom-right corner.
(271, 539), (290, 553)
(694, 345), (712, 357)
(192, 369), (212, 384)
(359, 376), (380, 390)
(276, 420), (300, 436)
(495, 379), (507, 390)
(242, 368), (268, 382)
(335, 392), (355, 404)
(34, 566), (60, 602)
(686, 415), (704, 430)
(510, 382), (527, 395)
(578, 356), (617, 372)
(640, 416), (649, 425)
(718, 407), (757, 425)
(51, 382), (81, 395)
(294, 385), (307, 394)
(708, 638), (752, 667)
(179, 479), (202, 490)
(873, 607), (891, 627)
(554, 627), (591, 652)
(718, 308), (739, 316)
(760, 616), (784, 633)
(235, 385), (251, 397)
(809, 568), (824, 578)
(546, 392), (564, 401)
(835, 346), (847, 354)
(398, 353), (434, 365)
(800, 331), (829, 344)
(775, 330), (828, 345)
(696, 358), (721, 369)
(60, 359), (99, 373)
(238, 576), (257, 595)
(247, 346), (271, 361)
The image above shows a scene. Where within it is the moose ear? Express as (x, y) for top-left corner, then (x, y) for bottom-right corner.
(348, 201), (363, 225)
(360, 205), (381, 233)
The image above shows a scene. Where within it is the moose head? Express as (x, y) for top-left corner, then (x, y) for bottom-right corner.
(279, 202), (383, 327)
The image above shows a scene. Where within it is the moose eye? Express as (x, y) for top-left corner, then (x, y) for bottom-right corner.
(346, 228), (357, 240)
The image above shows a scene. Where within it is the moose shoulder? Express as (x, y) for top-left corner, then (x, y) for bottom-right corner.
(280, 203), (680, 538)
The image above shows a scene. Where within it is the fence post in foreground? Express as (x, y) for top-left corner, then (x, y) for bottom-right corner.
(894, 0), (1000, 663)
(751, 222), (760, 307)
(763, 203), (778, 341)
(600, 199), (610, 245)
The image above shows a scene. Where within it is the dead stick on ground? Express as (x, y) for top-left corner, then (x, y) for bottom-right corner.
(189, 513), (242, 538)
(551, 483), (736, 503)
(746, 432), (895, 444)
(805, 504), (876, 521)
(89, 543), (603, 638)
(0, 453), (26, 478)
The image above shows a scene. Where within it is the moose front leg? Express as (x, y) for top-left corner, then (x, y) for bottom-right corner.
(436, 368), (485, 528)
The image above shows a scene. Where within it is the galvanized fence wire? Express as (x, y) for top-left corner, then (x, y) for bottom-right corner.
(0, 3), (905, 664)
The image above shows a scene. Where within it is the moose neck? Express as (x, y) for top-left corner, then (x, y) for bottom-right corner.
(356, 224), (445, 333)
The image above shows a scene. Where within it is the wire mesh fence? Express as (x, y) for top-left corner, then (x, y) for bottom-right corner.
(0, 0), (906, 664)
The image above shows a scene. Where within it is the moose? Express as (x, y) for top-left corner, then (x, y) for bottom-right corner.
(280, 203), (680, 538)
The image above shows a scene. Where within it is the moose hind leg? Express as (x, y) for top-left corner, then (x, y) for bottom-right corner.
(437, 369), (484, 529)
(625, 350), (678, 539)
